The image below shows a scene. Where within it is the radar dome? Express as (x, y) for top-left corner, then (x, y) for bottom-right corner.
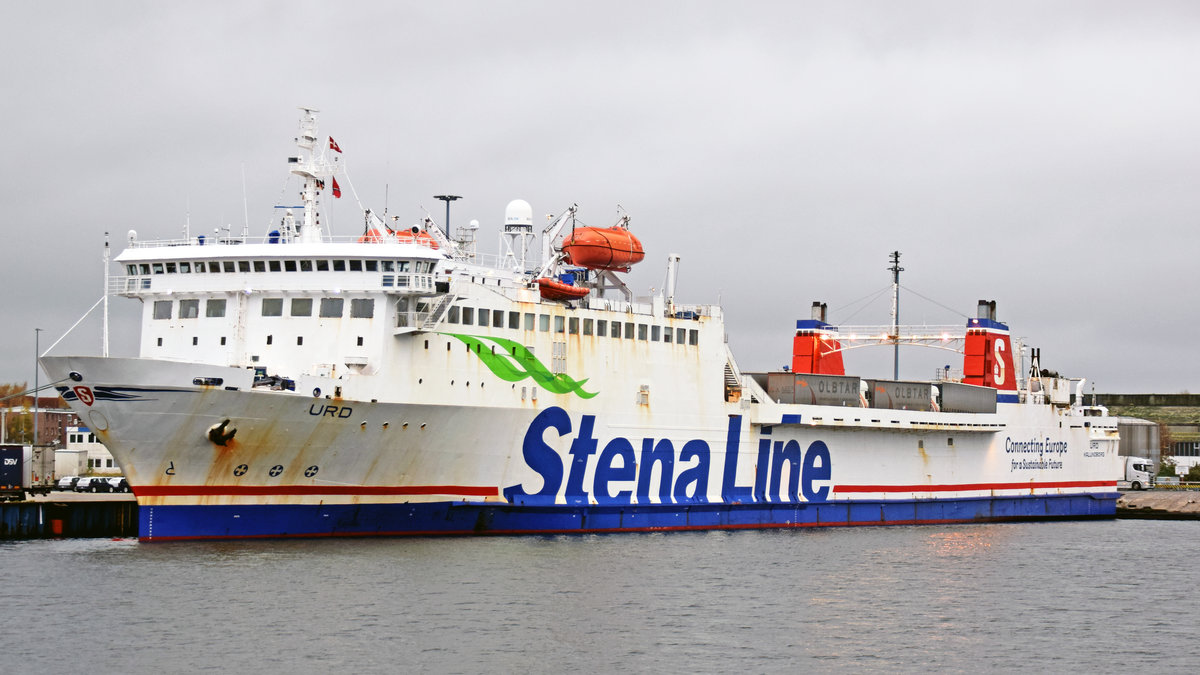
(504, 199), (533, 228)
(127, 229), (137, 243)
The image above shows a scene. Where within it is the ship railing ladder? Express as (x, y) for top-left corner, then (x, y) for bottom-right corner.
(420, 293), (457, 330)
(723, 344), (743, 389)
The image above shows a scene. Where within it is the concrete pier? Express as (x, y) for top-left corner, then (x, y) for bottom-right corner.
(0, 493), (137, 539)
(1116, 490), (1200, 519)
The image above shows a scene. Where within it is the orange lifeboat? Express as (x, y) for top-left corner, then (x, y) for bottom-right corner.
(538, 277), (590, 301)
(357, 227), (440, 249)
(561, 226), (644, 271)
(357, 228), (390, 243)
(396, 229), (440, 249)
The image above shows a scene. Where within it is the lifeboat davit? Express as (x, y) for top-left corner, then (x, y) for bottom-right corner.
(357, 227), (439, 249)
(537, 277), (590, 301)
(561, 226), (644, 271)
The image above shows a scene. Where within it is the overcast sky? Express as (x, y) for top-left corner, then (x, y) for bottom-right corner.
(3, 1), (1198, 393)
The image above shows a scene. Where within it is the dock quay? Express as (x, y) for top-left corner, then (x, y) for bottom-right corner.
(1117, 490), (1200, 519)
(0, 493), (137, 539)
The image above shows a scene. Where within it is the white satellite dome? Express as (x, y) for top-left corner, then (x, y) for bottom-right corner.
(504, 199), (533, 228)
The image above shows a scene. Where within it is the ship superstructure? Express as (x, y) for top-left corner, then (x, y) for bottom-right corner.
(42, 110), (1120, 540)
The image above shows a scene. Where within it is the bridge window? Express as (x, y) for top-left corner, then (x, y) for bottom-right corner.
(524, 312), (534, 330)
(349, 260), (363, 272)
(316, 260), (329, 271)
(569, 317), (579, 335)
(447, 306), (460, 323)
(689, 329), (699, 346)
(494, 311), (506, 329)
(478, 309), (490, 326)
(179, 299), (200, 319)
(462, 307), (474, 324)
(153, 263), (164, 274)
(253, 261), (265, 273)
(153, 300), (172, 320)
(555, 316), (565, 334)
(651, 326), (660, 341)
(508, 311), (520, 329)
(291, 298), (313, 317)
(333, 260), (346, 272)
(239, 261), (251, 273)
(365, 260), (378, 272)
(638, 324), (648, 341)
(382, 260), (394, 272)
(350, 298), (375, 318)
(262, 298), (284, 317)
(166, 263), (177, 273)
(677, 328), (686, 344)
(300, 260), (313, 272)
(206, 299), (226, 317)
(269, 260), (282, 272)
(180, 262), (191, 273)
(663, 327), (672, 343)
(284, 260), (297, 272)
(625, 322), (634, 339)
(223, 261), (235, 273)
(539, 314), (550, 332)
(583, 318), (593, 336)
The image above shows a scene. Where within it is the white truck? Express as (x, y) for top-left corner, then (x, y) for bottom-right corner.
(1118, 456), (1155, 491)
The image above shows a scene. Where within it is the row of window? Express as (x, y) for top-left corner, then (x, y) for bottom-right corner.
(152, 298), (376, 320)
(1170, 442), (1200, 457)
(69, 432), (98, 444)
(153, 335), (366, 348)
(128, 259), (435, 276)
(445, 306), (699, 345)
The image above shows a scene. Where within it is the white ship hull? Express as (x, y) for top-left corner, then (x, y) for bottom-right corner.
(43, 355), (1120, 540)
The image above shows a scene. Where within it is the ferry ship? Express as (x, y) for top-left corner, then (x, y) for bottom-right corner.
(41, 110), (1121, 540)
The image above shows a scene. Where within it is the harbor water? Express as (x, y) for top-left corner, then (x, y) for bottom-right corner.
(6, 519), (1198, 673)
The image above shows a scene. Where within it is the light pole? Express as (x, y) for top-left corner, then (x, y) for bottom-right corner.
(433, 195), (461, 237)
(888, 252), (903, 381)
(33, 328), (42, 447)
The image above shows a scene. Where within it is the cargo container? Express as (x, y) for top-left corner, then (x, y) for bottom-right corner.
(766, 373), (863, 406)
(0, 445), (54, 501)
(867, 380), (934, 411)
(937, 381), (998, 414)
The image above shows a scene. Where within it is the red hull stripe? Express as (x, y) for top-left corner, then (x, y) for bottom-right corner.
(834, 480), (1116, 493)
(136, 485), (499, 497)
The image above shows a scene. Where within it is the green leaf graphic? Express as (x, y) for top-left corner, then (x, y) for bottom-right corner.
(444, 333), (598, 399)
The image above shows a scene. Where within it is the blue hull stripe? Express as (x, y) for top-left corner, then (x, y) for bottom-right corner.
(140, 493), (1119, 541)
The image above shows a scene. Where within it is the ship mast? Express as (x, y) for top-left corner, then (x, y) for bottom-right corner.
(289, 108), (338, 243)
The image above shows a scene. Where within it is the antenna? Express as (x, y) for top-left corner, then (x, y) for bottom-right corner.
(889, 251), (904, 380)
(434, 195), (461, 237)
(241, 163), (250, 240)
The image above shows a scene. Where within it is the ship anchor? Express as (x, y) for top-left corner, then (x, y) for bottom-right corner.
(207, 419), (237, 446)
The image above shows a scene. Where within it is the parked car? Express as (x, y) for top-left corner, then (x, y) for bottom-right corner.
(75, 477), (112, 493)
(57, 476), (80, 491)
(107, 477), (130, 493)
